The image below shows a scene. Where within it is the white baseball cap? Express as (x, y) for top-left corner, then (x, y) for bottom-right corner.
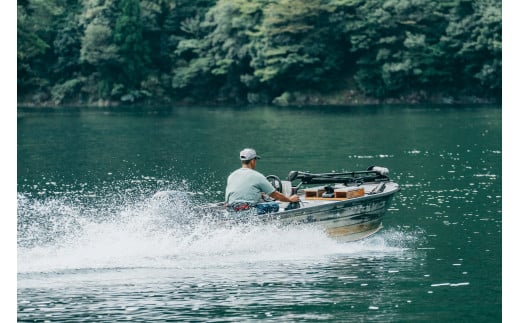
(240, 148), (261, 161)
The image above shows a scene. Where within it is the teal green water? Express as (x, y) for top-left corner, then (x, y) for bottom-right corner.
(17, 105), (501, 322)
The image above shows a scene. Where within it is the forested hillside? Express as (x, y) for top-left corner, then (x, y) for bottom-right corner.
(18, 0), (501, 106)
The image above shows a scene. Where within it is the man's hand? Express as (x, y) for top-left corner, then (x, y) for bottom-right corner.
(288, 194), (300, 203)
(270, 191), (300, 203)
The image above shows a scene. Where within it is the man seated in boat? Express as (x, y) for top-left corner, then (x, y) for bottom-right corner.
(225, 148), (299, 213)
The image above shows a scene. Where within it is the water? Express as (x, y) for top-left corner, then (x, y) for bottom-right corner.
(17, 105), (501, 322)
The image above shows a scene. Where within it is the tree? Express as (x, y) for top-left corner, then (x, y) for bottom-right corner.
(79, 0), (153, 102)
(250, 0), (346, 97)
(347, 0), (448, 98)
(441, 0), (501, 98)
(113, 0), (151, 92)
(51, 7), (85, 104)
(172, 0), (261, 103)
(139, 0), (217, 101)
(17, 0), (501, 105)
(17, 0), (65, 101)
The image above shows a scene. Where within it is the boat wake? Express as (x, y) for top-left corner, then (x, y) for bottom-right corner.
(18, 187), (417, 275)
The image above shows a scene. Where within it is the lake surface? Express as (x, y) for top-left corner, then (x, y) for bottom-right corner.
(17, 105), (501, 322)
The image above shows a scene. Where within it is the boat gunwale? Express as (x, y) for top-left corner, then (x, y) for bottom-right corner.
(277, 181), (400, 217)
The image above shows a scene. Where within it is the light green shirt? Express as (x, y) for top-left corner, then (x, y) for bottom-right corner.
(225, 168), (275, 204)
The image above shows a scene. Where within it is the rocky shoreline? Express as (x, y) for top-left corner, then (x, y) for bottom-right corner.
(18, 89), (499, 109)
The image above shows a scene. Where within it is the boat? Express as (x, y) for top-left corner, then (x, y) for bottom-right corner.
(205, 166), (400, 242)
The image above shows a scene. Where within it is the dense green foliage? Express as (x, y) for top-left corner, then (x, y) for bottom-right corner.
(17, 0), (501, 106)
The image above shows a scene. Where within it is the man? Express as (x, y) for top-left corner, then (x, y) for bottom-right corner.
(225, 148), (299, 211)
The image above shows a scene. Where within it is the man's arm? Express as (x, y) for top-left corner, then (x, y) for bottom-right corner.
(269, 191), (299, 203)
